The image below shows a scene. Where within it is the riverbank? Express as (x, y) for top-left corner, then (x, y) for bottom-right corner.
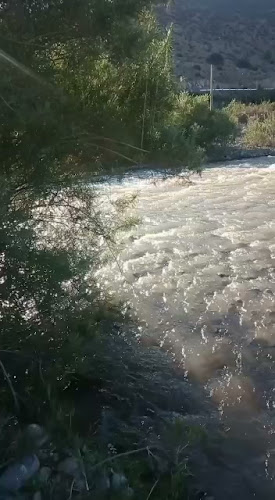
(208, 145), (275, 163)
(98, 149), (275, 182)
(0, 324), (217, 500)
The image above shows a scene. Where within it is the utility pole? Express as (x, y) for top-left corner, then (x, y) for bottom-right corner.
(210, 64), (214, 111)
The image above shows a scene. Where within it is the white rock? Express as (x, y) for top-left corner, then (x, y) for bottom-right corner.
(0, 455), (40, 492)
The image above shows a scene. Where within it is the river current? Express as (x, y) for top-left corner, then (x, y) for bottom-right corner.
(97, 156), (275, 498)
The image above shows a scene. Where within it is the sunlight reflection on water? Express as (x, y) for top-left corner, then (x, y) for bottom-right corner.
(97, 156), (275, 495)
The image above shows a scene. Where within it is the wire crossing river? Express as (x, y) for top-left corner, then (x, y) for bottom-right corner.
(97, 156), (275, 498)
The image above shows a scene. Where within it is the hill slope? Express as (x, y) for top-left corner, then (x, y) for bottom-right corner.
(159, 0), (275, 89)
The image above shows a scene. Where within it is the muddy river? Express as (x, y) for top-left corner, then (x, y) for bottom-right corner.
(97, 156), (275, 498)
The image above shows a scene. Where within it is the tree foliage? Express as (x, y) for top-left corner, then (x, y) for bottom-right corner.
(0, 0), (174, 411)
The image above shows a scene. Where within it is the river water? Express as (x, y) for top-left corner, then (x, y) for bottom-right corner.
(97, 156), (275, 498)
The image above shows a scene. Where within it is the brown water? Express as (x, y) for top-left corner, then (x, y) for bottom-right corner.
(97, 157), (275, 498)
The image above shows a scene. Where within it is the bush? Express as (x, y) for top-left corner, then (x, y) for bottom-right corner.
(226, 100), (275, 125)
(206, 53), (224, 67)
(168, 94), (237, 151)
(147, 94), (237, 169)
(148, 125), (205, 171)
(225, 100), (275, 149)
(243, 117), (275, 148)
(236, 58), (254, 70)
(263, 50), (274, 63)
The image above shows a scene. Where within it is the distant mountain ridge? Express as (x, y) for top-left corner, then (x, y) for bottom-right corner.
(159, 0), (275, 89)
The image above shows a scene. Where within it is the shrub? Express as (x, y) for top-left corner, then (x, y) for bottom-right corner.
(236, 58), (254, 70)
(206, 53), (224, 67)
(243, 117), (275, 148)
(226, 100), (275, 125)
(169, 94), (237, 151)
(148, 94), (237, 169)
(263, 50), (274, 63)
(148, 125), (205, 171)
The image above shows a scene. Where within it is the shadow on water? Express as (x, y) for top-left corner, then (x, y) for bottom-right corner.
(138, 302), (275, 498)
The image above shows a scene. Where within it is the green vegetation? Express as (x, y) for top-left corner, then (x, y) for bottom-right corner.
(147, 94), (237, 168)
(170, 94), (237, 150)
(0, 1), (236, 498)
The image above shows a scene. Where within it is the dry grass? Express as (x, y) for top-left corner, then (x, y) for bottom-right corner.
(226, 100), (275, 124)
(243, 117), (275, 148)
(225, 100), (275, 148)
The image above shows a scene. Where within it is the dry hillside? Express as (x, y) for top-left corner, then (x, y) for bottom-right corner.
(159, 0), (275, 89)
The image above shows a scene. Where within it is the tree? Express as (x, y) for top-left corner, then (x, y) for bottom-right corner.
(0, 0), (174, 414)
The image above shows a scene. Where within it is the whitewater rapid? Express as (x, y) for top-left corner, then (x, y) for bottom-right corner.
(97, 156), (275, 498)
